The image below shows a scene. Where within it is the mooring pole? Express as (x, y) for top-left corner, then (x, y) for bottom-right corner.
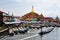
(41, 25), (43, 40)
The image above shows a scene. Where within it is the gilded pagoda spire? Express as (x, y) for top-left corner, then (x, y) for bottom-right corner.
(31, 6), (34, 12)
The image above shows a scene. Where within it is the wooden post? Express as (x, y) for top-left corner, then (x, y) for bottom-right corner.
(40, 25), (43, 40)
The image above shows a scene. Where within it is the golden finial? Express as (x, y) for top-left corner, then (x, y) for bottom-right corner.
(32, 6), (34, 12)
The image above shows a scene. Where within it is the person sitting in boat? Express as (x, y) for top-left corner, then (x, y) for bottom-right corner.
(23, 27), (28, 33)
(17, 27), (21, 34)
(18, 27), (25, 34)
(15, 27), (19, 34)
(39, 27), (54, 35)
(9, 28), (14, 36)
(12, 28), (18, 35)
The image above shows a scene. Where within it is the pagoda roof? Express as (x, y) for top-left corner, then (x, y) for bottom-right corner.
(55, 16), (59, 20)
(22, 6), (44, 20)
(22, 12), (40, 20)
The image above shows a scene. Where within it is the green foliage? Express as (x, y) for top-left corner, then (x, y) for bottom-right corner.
(37, 18), (40, 21)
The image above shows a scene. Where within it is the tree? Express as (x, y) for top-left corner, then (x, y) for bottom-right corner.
(37, 18), (40, 21)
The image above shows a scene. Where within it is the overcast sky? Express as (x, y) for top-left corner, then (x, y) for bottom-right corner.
(0, 0), (60, 18)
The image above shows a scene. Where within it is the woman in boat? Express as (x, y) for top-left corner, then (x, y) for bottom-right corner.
(18, 27), (21, 34)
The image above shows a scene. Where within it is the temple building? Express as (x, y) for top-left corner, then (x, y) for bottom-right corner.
(3, 12), (20, 22)
(22, 6), (53, 22)
(13, 16), (20, 22)
(43, 17), (53, 22)
(3, 12), (12, 22)
(22, 6), (43, 21)
(54, 16), (60, 23)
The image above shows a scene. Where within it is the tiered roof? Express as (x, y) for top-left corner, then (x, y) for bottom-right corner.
(22, 6), (40, 20)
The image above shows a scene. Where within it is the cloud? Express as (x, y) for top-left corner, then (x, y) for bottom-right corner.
(0, 0), (60, 17)
(13, 0), (22, 2)
(11, 0), (60, 17)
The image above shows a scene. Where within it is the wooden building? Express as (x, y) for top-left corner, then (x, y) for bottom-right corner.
(54, 16), (60, 23)
(0, 11), (4, 26)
